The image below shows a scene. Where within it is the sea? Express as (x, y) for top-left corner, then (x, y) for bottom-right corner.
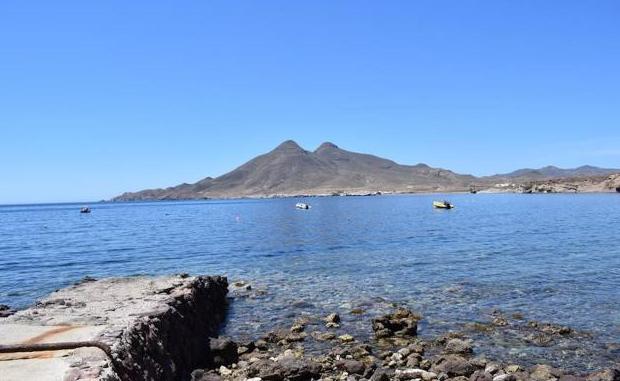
(0, 194), (618, 371)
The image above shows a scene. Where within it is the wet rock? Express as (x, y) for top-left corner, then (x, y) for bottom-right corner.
(326, 322), (341, 329)
(505, 365), (523, 373)
(529, 364), (562, 381)
(559, 376), (586, 381)
(246, 357), (322, 381)
(370, 368), (395, 381)
(586, 369), (620, 381)
(470, 370), (494, 381)
(312, 331), (337, 341)
(339, 334), (355, 343)
(0, 304), (15, 318)
(291, 300), (314, 309)
(445, 338), (473, 355)
(431, 355), (476, 377)
(337, 359), (366, 374)
(351, 308), (365, 315)
(372, 308), (420, 339)
(325, 313), (341, 324)
(209, 337), (239, 367)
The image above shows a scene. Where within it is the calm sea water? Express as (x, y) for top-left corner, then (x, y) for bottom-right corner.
(1, 194), (618, 370)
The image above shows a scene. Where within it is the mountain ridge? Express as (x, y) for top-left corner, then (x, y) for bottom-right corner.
(113, 140), (620, 201)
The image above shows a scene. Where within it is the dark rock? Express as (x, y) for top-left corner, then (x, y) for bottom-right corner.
(445, 338), (473, 355)
(246, 358), (322, 381)
(0, 304), (15, 318)
(586, 369), (620, 381)
(370, 368), (395, 381)
(74, 275), (97, 285)
(255, 339), (269, 351)
(336, 359), (366, 374)
(209, 337), (238, 367)
(432, 355), (476, 377)
(470, 370), (493, 381)
(372, 308), (420, 339)
(324, 313), (341, 324)
(190, 369), (222, 381)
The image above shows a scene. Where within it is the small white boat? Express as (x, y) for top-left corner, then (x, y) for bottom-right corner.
(295, 202), (310, 210)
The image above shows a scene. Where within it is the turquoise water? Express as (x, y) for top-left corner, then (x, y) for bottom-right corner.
(0, 194), (618, 370)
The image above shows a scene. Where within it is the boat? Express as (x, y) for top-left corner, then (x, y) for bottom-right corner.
(433, 200), (454, 209)
(80, 207), (91, 214)
(295, 202), (310, 210)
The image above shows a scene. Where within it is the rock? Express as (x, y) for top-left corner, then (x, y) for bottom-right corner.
(290, 323), (305, 333)
(432, 355), (476, 377)
(210, 337), (239, 367)
(218, 365), (232, 376)
(191, 369), (223, 381)
(395, 368), (438, 381)
(505, 365), (523, 374)
(246, 358), (322, 381)
(325, 313), (341, 324)
(372, 308), (420, 339)
(326, 322), (341, 329)
(493, 375), (516, 381)
(337, 360), (366, 375)
(586, 369), (620, 381)
(445, 338), (473, 355)
(313, 331), (337, 341)
(370, 368), (396, 381)
(559, 376), (586, 381)
(470, 370), (493, 381)
(339, 334), (355, 343)
(529, 364), (562, 381)
(485, 363), (501, 375)
(255, 339), (269, 351)
(0, 304), (15, 318)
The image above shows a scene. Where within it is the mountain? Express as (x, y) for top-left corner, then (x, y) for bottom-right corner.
(112, 140), (620, 201)
(113, 140), (475, 200)
(490, 165), (619, 180)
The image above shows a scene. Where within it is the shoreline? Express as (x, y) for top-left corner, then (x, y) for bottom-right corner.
(1, 276), (617, 380)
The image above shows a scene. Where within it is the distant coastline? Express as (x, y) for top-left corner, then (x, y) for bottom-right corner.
(112, 140), (620, 202)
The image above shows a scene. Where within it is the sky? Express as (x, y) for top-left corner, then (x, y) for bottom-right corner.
(1, 1), (619, 204)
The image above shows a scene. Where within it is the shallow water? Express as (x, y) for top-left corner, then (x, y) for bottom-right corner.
(0, 194), (618, 371)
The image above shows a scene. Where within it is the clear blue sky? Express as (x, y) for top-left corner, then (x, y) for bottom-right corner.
(1, 1), (619, 203)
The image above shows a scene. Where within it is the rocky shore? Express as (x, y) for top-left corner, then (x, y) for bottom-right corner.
(1, 277), (618, 381)
(190, 304), (619, 381)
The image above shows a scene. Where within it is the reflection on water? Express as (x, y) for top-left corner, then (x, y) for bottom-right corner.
(1, 194), (619, 371)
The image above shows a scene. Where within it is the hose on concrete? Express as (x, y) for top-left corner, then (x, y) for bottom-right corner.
(0, 341), (128, 381)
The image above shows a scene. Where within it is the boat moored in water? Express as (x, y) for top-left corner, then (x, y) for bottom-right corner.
(295, 202), (310, 210)
(433, 200), (454, 209)
(80, 207), (91, 213)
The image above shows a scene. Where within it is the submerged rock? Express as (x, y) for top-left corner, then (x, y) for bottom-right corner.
(445, 338), (473, 355)
(372, 308), (420, 339)
(586, 369), (620, 381)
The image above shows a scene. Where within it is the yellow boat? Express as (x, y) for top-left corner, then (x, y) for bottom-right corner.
(433, 200), (454, 209)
